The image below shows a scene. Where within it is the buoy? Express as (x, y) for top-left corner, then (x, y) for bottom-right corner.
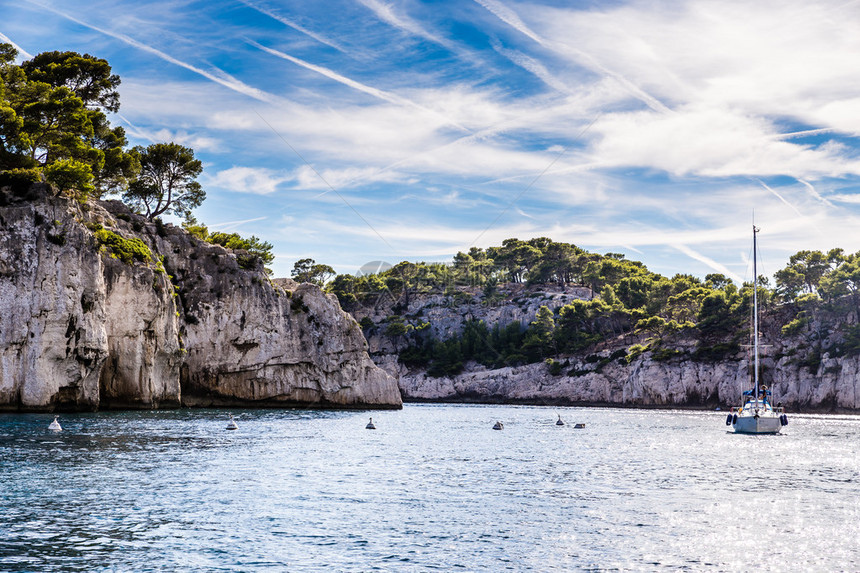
(366, 417), (376, 430)
(226, 415), (238, 430)
(48, 416), (62, 431)
(725, 414), (733, 426)
(556, 414), (564, 426)
(573, 423), (585, 429)
(492, 421), (503, 430)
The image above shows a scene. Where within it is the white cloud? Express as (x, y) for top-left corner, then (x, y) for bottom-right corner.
(206, 166), (292, 195)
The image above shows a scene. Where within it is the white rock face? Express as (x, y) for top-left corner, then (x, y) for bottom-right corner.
(394, 345), (860, 411)
(360, 285), (859, 412)
(0, 186), (401, 411)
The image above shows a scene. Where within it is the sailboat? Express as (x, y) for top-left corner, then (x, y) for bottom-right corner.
(726, 225), (788, 434)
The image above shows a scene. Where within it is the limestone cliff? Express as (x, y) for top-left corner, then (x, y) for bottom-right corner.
(354, 285), (859, 412)
(0, 184), (401, 411)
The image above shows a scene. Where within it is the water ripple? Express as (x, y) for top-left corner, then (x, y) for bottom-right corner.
(1, 406), (858, 571)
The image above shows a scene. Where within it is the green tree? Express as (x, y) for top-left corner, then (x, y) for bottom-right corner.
(774, 250), (843, 301)
(326, 274), (358, 308)
(819, 252), (860, 312)
(122, 142), (204, 219)
(523, 305), (556, 359)
(208, 231), (274, 273)
(21, 50), (121, 112)
(291, 258), (335, 286)
(3, 47), (136, 195)
(44, 158), (94, 200)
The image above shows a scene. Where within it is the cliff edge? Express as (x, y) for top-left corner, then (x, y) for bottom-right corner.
(0, 184), (401, 411)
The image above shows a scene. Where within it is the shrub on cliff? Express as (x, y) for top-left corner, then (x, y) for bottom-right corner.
(94, 228), (152, 265)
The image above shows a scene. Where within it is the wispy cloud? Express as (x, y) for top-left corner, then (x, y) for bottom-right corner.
(237, 0), (346, 52)
(248, 40), (467, 131)
(490, 39), (569, 93)
(474, 0), (671, 113)
(206, 166), (292, 195)
(473, 0), (544, 46)
(357, 0), (455, 51)
(25, 0), (280, 104)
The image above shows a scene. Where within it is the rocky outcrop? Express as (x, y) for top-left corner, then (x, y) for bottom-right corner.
(0, 184), (400, 411)
(354, 281), (859, 412)
(394, 343), (860, 412)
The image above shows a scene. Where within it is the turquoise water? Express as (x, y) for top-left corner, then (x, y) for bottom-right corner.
(1, 405), (858, 571)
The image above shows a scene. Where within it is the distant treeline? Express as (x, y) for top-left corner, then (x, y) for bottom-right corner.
(296, 238), (860, 377)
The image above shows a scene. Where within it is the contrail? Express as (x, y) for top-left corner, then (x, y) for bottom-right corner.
(490, 39), (570, 93)
(25, 0), (280, 104)
(796, 178), (832, 206)
(473, 0), (544, 45)
(357, 0), (455, 51)
(208, 216), (268, 231)
(474, 0), (671, 114)
(0, 32), (33, 59)
(775, 128), (834, 140)
(115, 114), (157, 144)
(249, 40), (468, 131)
(756, 179), (805, 218)
(672, 243), (742, 283)
(237, 0), (346, 52)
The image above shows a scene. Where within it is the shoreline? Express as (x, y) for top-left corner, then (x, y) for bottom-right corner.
(1, 400), (857, 416)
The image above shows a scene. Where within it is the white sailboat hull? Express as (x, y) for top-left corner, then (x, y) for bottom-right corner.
(733, 413), (781, 434)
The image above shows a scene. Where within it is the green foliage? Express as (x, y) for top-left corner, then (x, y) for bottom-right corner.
(44, 158), (94, 200)
(692, 342), (739, 362)
(625, 343), (649, 364)
(0, 167), (40, 193)
(181, 215), (210, 241)
(292, 258), (335, 286)
(0, 44), (141, 199)
(122, 142), (204, 219)
(545, 358), (563, 376)
(651, 347), (683, 362)
(781, 313), (810, 336)
(840, 324), (860, 357)
(208, 231), (274, 274)
(94, 228), (152, 265)
(774, 249), (844, 301)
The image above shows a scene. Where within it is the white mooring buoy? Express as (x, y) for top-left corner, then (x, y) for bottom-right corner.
(226, 415), (238, 430)
(48, 416), (62, 431)
(366, 417), (376, 430)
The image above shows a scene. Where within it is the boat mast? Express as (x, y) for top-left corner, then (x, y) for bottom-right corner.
(753, 224), (760, 399)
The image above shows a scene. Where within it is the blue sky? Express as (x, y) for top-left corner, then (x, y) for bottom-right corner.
(3, 0), (860, 282)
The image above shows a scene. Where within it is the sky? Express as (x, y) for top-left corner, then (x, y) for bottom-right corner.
(3, 0), (860, 282)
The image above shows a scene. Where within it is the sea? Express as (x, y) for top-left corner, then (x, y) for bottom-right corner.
(1, 404), (858, 572)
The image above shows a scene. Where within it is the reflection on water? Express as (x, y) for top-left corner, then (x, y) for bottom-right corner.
(1, 406), (858, 571)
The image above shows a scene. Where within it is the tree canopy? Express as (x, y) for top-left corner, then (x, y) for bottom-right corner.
(122, 143), (204, 219)
(0, 43), (137, 199)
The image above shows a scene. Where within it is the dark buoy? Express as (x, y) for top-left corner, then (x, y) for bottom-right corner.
(732, 414), (738, 425)
(573, 423), (585, 429)
(780, 414), (788, 426)
(366, 417), (376, 430)
(725, 414), (733, 426)
(492, 421), (503, 430)
(226, 414), (238, 430)
(556, 414), (565, 426)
